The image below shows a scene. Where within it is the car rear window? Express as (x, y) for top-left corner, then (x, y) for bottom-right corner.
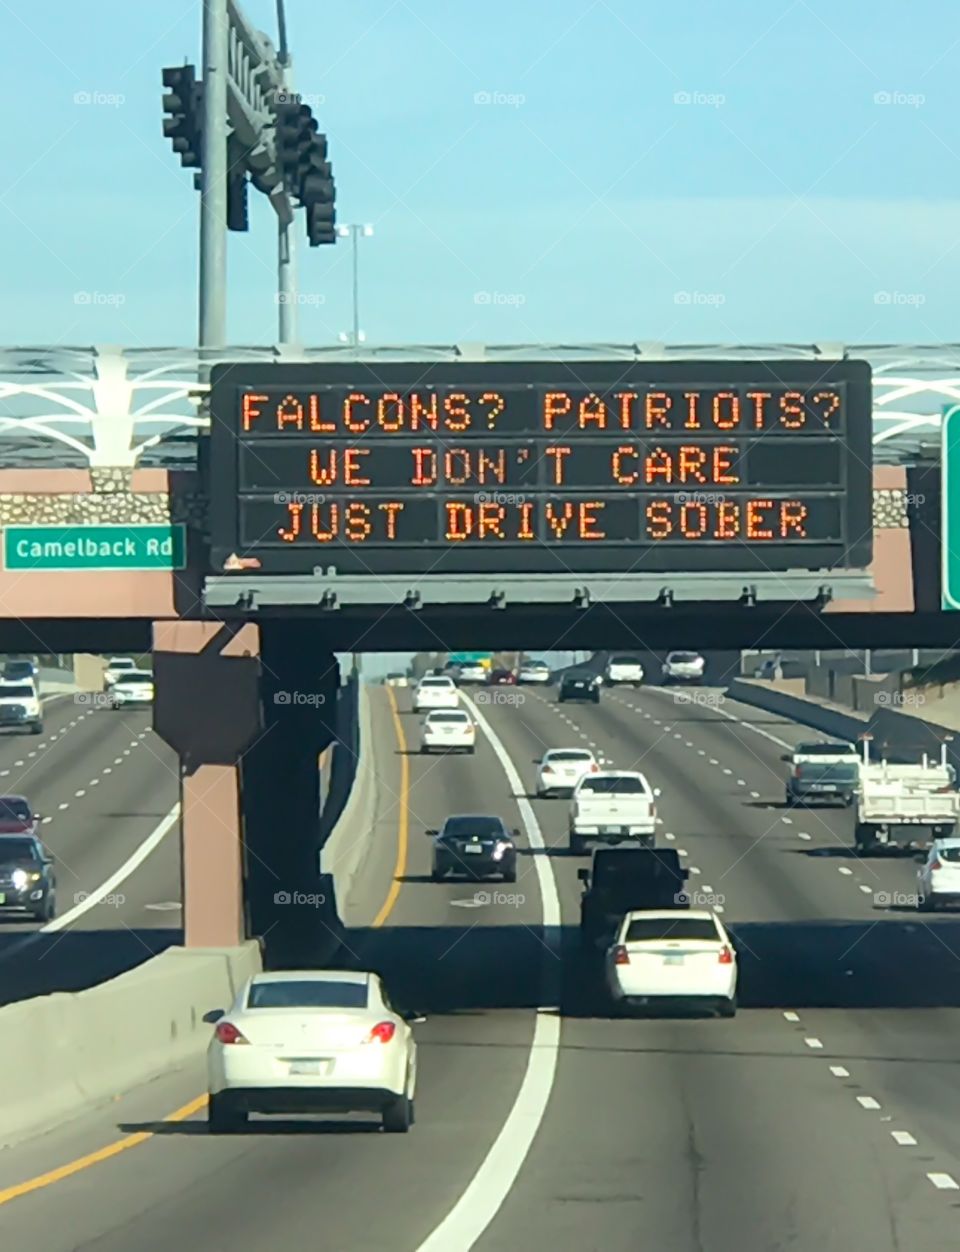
(796, 743), (855, 756)
(0, 800), (30, 821)
(625, 918), (719, 942)
(0, 686), (34, 699)
(546, 750), (592, 762)
(611, 656), (642, 665)
(938, 846), (960, 863)
(579, 776), (647, 795)
(421, 678), (453, 687)
(247, 980), (369, 1009)
(428, 712), (469, 723)
(669, 652), (700, 663)
(118, 671), (152, 683)
(443, 816), (503, 837)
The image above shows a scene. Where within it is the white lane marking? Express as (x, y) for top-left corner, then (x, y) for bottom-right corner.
(450, 898), (485, 909)
(858, 884), (873, 895)
(677, 848), (688, 857)
(798, 832), (811, 841)
(145, 901), (182, 912)
(424, 695), (562, 1252)
(715, 904), (724, 914)
(41, 816), (52, 824)
(0, 770), (7, 777)
(702, 884), (714, 893)
(736, 779), (746, 786)
(749, 791), (759, 799)
(75, 789), (86, 798)
(892, 1131), (917, 1145)
(830, 1066), (850, 1078)
(783, 1011), (800, 1022)
(43, 804), (180, 933)
(709, 758), (718, 766)
(804, 1038), (823, 1049)
(927, 1173), (959, 1190)
(665, 832), (675, 840)
(706, 699), (794, 749)
(722, 768), (732, 775)
(857, 1096), (881, 1109)
(697, 750), (706, 756)
(688, 866), (701, 875)
(57, 802), (68, 811)
(14, 760), (23, 768)
(89, 778), (99, 786)
(28, 752), (36, 759)
(103, 767), (112, 774)
(838, 867), (853, 876)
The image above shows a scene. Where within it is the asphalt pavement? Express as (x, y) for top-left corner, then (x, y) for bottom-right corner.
(0, 693), (181, 1003)
(2, 681), (960, 1250)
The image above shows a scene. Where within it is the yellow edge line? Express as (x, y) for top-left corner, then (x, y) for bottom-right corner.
(372, 685), (409, 928)
(0, 687), (411, 1207)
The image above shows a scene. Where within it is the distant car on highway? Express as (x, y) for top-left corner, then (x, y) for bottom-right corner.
(535, 747), (599, 798)
(605, 909), (737, 1017)
(2, 659), (38, 683)
(0, 834), (56, 922)
(0, 681), (42, 735)
(487, 668), (517, 685)
(428, 814), (518, 882)
(104, 657), (137, 687)
(558, 669), (602, 703)
(518, 659), (551, 684)
(0, 795), (41, 836)
(206, 970), (421, 1134)
(661, 651), (705, 684)
(108, 669), (154, 709)
(413, 675), (459, 713)
(917, 838), (960, 911)
(421, 709), (476, 755)
(604, 654), (645, 687)
(457, 662), (488, 684)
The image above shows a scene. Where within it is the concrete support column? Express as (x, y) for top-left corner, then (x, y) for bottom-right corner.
(241, 621), (340, 966)
(152, 620), (263, 947)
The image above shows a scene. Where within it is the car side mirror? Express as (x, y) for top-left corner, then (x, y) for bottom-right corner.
(681, 868), (690, 879)
(425, 829), (438, 837)
(780, 753), (790, 762)
(203, 1009), (225, 1024)
(577, 868), (590, 883)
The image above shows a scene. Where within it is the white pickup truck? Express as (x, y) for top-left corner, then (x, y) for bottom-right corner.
(854, 740), (960, 852)
(568, 771), (661, 855)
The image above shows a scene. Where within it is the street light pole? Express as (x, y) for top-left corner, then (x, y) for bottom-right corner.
(337, 223), (374, 345)
(198, 0), (229, 350)
(275, 0), (297, 345)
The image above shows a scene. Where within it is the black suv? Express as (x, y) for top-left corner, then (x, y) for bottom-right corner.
(578, 847), (689, 948)
(0, 835), (56, 922)
(559, 670), (601, 703)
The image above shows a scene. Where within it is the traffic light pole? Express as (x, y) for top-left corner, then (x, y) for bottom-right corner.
(198, 0), (229, 349)
(275, 0), (297, 346)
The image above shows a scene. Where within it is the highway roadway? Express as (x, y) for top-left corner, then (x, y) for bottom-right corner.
(0, 693), (181, 1004)
(1, 680), (960, 1249)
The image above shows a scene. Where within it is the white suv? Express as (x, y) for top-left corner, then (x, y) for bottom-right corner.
(413, 676), (459, 713)
(661, 651), (705, 684)
(605, 655), (645, 687)
(0, 681), (42, 735)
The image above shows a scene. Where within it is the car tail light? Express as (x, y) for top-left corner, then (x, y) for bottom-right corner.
(930, 860), (942, 872)
(215, 1021), (249, 1045)
(793, 766), (802, 778)
(366, 1021), (396, 1044)
(591, 763), (599, 772)
(613, 945), (630, 965)
(718, 945), (734, 965)
(543, 765), (554, 773)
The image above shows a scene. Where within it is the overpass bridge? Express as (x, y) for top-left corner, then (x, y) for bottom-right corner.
(0, 343), (951, 950)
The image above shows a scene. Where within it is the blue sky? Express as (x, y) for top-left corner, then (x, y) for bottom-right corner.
(1, 0), (959, 349)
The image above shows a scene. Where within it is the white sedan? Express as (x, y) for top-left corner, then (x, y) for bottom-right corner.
(207, 970), (421, 1133)
(917, 838), (960, 910)
(661, 651), (705, 684)
(413, 675), (459, 713)
(109, 670), (154, 708)
(605, 910), (737, 1016)
(421, 709), (476, 754)
(536, 747), (598, 797)
(518, 661), (551, 684)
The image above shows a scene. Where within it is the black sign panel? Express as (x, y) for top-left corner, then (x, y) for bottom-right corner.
(208, 359), (873, 575)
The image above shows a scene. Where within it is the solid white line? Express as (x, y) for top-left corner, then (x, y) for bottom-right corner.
(830, 1066), (850, 1077)
(707, 699), (794, 749)
(420, 696), (562, 1252)
(43, 804), (180, 933)
(891, 1131), (917, 1145)
(927, 1173), (959, 1190)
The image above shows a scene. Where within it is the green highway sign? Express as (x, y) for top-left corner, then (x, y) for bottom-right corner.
(943, 404), (960, 608)
(4, 524), (187, 572)
(450, 652), (492, 664)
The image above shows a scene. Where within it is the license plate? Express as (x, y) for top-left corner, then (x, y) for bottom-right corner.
(463, 844), (484, 854)
(600, 825), (623, 834)
(664, 955), (684, 966)
(288, 1059), (331, 1075)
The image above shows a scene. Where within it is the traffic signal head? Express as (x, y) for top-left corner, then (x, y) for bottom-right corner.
(162, 65), (203, 169)
(306, 200), (336, 246)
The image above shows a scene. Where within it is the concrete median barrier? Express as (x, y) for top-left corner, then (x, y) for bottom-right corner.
(726, 677), (870, 742)
(320, 681), (376, 905)
(0, 940), (261, 1147)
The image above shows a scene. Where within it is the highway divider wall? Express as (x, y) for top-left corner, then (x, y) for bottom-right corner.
(0, 940), (262, 1147)
(319, 681), (376, 913)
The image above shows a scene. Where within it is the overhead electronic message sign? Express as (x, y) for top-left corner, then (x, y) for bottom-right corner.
(207, 359), (873, 576)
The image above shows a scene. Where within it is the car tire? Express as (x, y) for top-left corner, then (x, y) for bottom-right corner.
(430, 867), (445, 881)
(569, 833), (587, 856)
(502, 867), (517, 883)
(34, 894), (55, 923)
(717, 996), (737, 1018)
(207, 1093), (248, 1134)
(558, 695), (566, 704)
(918, 893), (934, 912)
(31, 723), (42, 735)
(467, 746), (475, 755)
(382, 1094), (412, 1133)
